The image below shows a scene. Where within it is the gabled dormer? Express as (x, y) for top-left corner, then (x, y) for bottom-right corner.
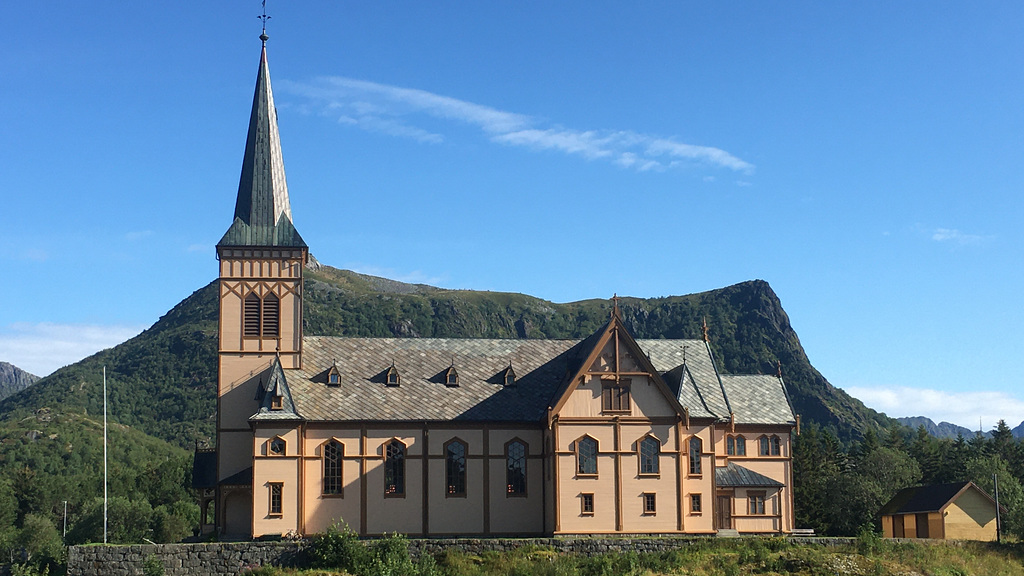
(445, 364), (459, 387)
(502, 363), (517, 387)
(386, 363), (401, 387)
(549, 302), (687, 420)
(327, 362), (341, 387)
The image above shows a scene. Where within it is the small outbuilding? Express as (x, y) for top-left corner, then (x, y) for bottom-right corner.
(880, 481), (1002, 541)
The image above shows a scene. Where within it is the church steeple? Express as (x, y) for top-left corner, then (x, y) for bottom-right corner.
(218, 33), (305, 248)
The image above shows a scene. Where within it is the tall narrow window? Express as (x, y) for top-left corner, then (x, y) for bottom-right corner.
(601, 378), (631, 412)
(244, 293), (261, 336)
(506, 440), (527, 496)
(759, 436), (770, 456)
(445, 439), (467, 496)
(577, 437), (598, 476)
(262, 293), (279, 337)
(323, 440), (343, 496)
(269, 483), (283, 515)
(769, 435), (781, 456)
(384, 440), (405, 496)
(639, 436), (660, 475)
(688, 437), (702, 475)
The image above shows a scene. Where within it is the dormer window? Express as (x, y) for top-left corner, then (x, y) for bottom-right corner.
(503, 364), (516, 387)
(386, 365), (400, 387)
(327, 364), (340, 387)
(271, 394), (283, 411)
(445, 366), (459, 387)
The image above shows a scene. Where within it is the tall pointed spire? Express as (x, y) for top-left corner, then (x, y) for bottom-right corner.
(218, 32), (305, 248)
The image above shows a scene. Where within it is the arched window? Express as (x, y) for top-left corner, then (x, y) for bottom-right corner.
(727, 435), (746, 456)
(688, 437), (702, 475)
(770, 435), (781, 456)
(577, 436), (598, 476)
(384, 440), (405, 496)
(323, 440), (343, 496)
(639, 436), (660, 475)
(759, 436), (770, 456)
(445, 439), (467, 496)
(506, 440), (527, 496)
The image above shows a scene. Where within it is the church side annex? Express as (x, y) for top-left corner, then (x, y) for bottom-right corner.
(194, 32), (798, 540)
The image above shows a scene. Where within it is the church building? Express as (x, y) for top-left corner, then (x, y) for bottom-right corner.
(196, 32), (798, 539)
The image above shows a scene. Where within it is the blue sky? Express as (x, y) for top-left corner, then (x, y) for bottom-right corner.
(2, 3), (1023, 431)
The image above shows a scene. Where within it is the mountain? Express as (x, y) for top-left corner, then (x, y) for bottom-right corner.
(1014, 421), (1024, 439)
(0, 265), (893, 447)
(896, 416), (981, 440)
(0, 362), (39, 401)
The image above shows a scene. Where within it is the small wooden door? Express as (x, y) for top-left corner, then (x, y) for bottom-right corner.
(893, 515), (905, 538)
(916, 513), (930, 538)
(716, 496), (732, 529)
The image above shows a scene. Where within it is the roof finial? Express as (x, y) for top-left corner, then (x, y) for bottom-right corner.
(776, 360), (783, 379)
(611, 294), (621, 319)
(701, 317), (709, 342)
(259, 0), (271, 43)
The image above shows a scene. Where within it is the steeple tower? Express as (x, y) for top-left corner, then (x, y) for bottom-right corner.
(214, 30), (308, 539)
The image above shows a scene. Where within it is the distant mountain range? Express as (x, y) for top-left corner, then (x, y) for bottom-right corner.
(0, 361), (38, 401)
(896, 416), (1024, 440)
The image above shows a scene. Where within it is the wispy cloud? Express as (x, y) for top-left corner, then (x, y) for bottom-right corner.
(349, 264), (446, 287)
(0, 322), (146, 378)
(931, 228), (992, 246)
(280, 77), (753, 174)
(843, 384), (1024, 431)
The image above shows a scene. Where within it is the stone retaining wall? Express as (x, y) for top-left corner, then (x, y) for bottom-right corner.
(67, 536), (857, 576)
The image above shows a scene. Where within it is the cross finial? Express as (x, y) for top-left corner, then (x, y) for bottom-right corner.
(701, 317), (709, 342)
(259, 0), (271, 43)
(777, 360), (783, 379)
(611, 293), (621, 319)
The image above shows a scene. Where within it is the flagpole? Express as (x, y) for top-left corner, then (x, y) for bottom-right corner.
(103, 366), (108, 544)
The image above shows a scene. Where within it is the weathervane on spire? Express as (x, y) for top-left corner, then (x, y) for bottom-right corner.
(259, 0), (271, 43)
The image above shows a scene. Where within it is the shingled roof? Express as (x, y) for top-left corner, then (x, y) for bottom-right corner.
(261, 328), (797, 425)
(218, 35), (306, 249)
(720, 374), (796, 425)
(715, 462), (784, 487)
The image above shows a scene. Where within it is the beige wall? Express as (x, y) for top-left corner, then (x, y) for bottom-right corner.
(945, 489), (998, 541)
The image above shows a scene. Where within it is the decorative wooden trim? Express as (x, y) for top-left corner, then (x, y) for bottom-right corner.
(360, 425), (367, 535)
(675, 419), (684, 531)
(614, 419), (622, 531)
(422, 425), (429, 534)
(552, 419), (560, 532)
(483, 426), (490, 534)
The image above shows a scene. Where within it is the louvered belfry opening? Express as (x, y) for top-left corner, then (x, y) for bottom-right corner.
(244, 293), (262, 336)
(262, 293), (280, 337)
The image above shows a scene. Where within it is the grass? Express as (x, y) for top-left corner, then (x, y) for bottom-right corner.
(236, 537), (1024, 576)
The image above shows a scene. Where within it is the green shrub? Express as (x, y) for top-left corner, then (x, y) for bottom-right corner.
(143, 555), (165, 576)
(308, 522), (368, 571)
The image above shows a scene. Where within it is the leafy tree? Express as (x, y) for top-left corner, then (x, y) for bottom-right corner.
(967, 455), (1024, 539)
(14, 514), (64, 571)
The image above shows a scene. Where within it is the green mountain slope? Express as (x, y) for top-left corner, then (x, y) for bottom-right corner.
(0, 265), (891, 447)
